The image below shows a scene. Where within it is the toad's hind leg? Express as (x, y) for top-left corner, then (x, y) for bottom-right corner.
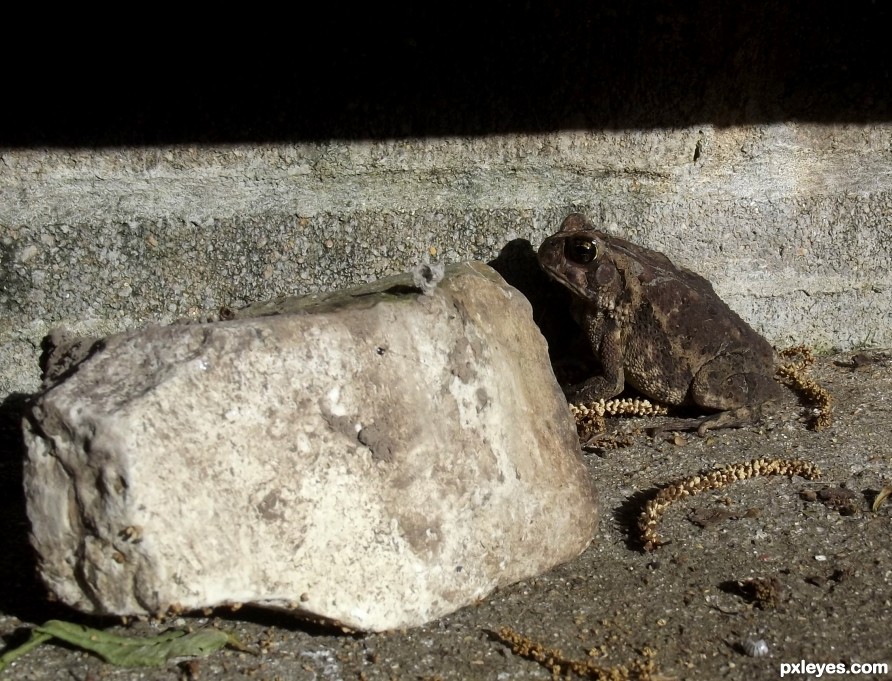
(649, 404), (764, 438)
(689, 353), (783, 412)
(652, 354), (782, 437)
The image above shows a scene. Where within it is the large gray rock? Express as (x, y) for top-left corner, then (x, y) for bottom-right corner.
(23, 262), (598, 632)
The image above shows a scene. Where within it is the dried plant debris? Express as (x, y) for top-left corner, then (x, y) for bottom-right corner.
(836, 349), (892, 369)
(0, 620), (245, 672)
(775, 345), (833, 431)
(778, 344), (816, 367)
(718, 576), (784, 611)
(493, 627), (666, 680)
(582, 435), (635, 452)
(688, 507), (737, 528)
(570, 403), (607, 442)
(638, 458), (822, 551)
(571, 399), (668, 448)
(804, 567), (852, 588)
(687, 506), (759, 530)
(573, 398), (671, 419)
(735, 576), (784, 609)
(807, 486), (861, 515)
(873, 483), (892, 512)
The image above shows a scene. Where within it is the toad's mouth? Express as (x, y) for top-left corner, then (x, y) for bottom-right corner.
(540, 261), (599, 303)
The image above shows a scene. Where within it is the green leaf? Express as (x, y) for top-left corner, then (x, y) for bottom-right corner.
(0, 631), (53, 672)
(0, 620), (241, 672)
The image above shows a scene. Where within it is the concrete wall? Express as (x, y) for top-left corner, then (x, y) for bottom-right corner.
(3, 123), (891, 395)
(2, 4), (891, 396)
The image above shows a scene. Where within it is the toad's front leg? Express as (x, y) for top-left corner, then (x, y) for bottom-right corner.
(567, 324), (626, 403)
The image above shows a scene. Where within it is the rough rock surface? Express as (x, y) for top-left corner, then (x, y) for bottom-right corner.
(22, 262), (598, 632)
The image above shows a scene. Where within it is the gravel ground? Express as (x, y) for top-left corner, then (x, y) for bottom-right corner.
(1, 351), (890, 680)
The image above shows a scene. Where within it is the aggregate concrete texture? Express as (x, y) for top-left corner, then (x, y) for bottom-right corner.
(2, 123), (892, 395)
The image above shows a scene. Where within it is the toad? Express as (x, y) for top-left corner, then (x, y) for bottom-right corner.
(537, 213), (782, 435)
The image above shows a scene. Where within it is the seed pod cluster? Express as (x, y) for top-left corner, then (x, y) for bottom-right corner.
(494, 626), (658, 680)
(570, 398), (670, 443)
(638, 457), (822, 551)
(571, 398), (670, 418)
(776, 345), (833, 431)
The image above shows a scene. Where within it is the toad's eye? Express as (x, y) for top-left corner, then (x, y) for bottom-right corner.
(566, 237), (598, 264)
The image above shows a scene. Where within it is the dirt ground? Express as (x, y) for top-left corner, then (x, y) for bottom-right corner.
(1, 351), (890, 680)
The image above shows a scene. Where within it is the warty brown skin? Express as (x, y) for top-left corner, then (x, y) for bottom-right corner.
(537, 213), (782, 435)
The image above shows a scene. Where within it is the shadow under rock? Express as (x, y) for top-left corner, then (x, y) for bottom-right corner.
(488, 238), (599, 384)
(210, 604), (369, 638)
(0, 392), (80, 624)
